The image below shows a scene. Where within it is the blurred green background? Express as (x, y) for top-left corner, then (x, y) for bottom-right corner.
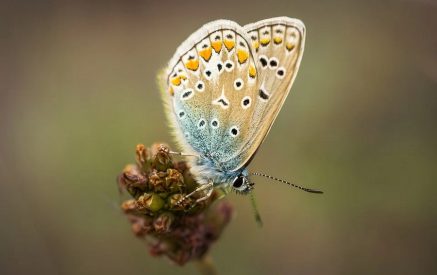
(1, 0), (436, 274)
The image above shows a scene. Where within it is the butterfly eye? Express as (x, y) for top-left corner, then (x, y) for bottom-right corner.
(232, 176), (244, 188)
(232, 176), (250, 193)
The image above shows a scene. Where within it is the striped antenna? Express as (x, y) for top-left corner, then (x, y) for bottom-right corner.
(250, 172), (323, 194)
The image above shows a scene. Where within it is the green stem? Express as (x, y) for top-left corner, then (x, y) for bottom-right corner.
(195, 255), (218, 275)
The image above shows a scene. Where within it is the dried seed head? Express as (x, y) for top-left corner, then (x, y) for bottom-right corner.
(118, 143), (233, 266)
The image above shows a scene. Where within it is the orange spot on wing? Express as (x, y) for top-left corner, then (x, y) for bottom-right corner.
(249, 65), (256, 78)
(252, 41), (259, 50)
(199, 48), (212, 61)
(211, 41), (222, 53)
(185, 59), (199, 71)
(286, 43), (295, 51)
(224, 40), (235, 51)
(168, 86), (174, 96)
(273, 37), (282, 44)
(237, 49), (249, 64)
(171, 76), (181, 86)
(260, 38), (270, 46)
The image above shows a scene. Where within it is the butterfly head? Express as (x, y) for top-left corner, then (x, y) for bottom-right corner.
(231, 173), (254, 195)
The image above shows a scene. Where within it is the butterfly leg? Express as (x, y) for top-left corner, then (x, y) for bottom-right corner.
(195, 183), (214, 203)
(157, 144), (200, 157)
(177, 181), (214, 205)
(168, 150), (200, 158)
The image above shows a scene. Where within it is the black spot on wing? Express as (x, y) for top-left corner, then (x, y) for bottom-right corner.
(218, 99), (228, 106)
(259, 89), (269, 100)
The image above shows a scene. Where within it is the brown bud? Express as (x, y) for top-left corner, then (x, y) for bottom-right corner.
(121, 199), (138, 213)
(181, 169), (197, 194)
(165, 169), (184, 193)
(151, 143), (173, 171)
(149, 241), (169, 257)
(128, 214), (154, 237)
(153, 212), (174, 233)
(135, 144), (150, 171)
(149, 171), (167, 193)
(173, 161), (188, 174)
(121, 164), (148, 198)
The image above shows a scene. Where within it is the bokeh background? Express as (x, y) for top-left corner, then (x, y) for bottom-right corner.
(1, 0), (436, 274)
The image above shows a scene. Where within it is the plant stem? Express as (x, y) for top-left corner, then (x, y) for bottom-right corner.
(195, 255), (218, 275)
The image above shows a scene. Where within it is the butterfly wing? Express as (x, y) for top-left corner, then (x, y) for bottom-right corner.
(226, 17), (306, 171)
(160, 17), (305, 175)
(161, 20), (260, 169)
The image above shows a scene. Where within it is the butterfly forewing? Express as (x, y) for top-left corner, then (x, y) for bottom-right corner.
(164, 20), (259, 169)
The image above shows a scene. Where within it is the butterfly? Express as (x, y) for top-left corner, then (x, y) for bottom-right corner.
(159, 17), (322, 204)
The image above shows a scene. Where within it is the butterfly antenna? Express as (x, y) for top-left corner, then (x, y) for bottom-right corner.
(249, 191), (263, 227)
(250, 172), (324, 194)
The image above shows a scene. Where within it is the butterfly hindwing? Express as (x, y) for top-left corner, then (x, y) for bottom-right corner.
(226, 17), (306, 171)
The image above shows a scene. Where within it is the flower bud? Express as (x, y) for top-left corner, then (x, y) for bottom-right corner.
(128, 214), (154, 237)
(165, 169), (184, 193)
(153, 212), (174, 233)
(135, 144), (150, 171)
(181, 169), (197, 194)
(121, 199), (138, 213)
(120, 164), (148, 198)
(149, 171), (167, 193)
(151, 143), (173, 171)
(136, 193), (164, 213)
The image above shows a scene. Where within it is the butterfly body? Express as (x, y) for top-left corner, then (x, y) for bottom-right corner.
(190, 156), (249, 187)
(160, 17), (305, 194)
